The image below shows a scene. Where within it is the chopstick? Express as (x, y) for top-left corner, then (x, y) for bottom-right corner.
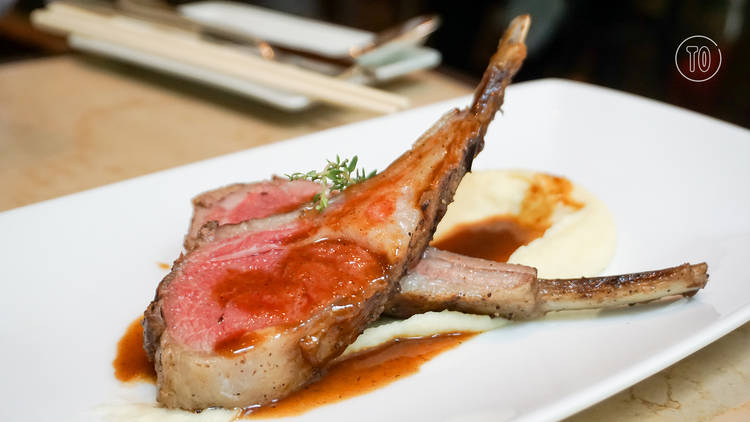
(31, 3), (410, 113)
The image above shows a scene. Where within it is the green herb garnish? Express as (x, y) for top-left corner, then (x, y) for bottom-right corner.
(287, 155), (376, 211)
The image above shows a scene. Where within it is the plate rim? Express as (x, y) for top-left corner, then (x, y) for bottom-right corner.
(2, 78), (749, 422)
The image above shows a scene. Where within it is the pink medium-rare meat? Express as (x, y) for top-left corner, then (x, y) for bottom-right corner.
(143, 15), (531, 410)
(185, 178), (321, 250)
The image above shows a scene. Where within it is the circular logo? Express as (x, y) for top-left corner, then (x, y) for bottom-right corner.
(675, 35), (722, 82)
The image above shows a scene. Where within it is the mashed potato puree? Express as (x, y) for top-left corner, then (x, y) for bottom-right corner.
(348, 169), (616, 350)
(435, 169), (617, 279)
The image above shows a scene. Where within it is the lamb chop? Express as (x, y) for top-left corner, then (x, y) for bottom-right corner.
(185, 178), (708, 317)
(387, 247), (707, 319)
(143, 15), (531, 410)
(184, 181), (708, 320)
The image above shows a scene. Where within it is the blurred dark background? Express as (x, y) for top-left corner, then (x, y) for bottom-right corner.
(2, 0), (748, 127)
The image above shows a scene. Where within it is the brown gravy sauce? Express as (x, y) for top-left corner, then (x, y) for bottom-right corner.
(120, 175), (574, 412)
(243, 333), (475, 418)
(210, 238), (388, 356)
(113, 320), (471, 418)
(431, 215), (542, 262)
(113, 317), (156, 383)
(432, 174), (583, 262)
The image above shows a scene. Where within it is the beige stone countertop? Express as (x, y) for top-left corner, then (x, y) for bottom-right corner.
(1, 54), (748, 421)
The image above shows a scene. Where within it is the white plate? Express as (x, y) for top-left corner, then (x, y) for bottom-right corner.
(0, 79), (748, 421)
(68, 2), (441, 111)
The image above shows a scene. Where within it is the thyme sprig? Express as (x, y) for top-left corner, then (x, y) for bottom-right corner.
(287, 155), (376, 211)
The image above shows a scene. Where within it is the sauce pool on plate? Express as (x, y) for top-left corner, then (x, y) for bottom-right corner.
(243, 333), (475, 418)
(113, 317), (156, 383)
(113, 318), (473, 417)
(432, 172), (583, 262)
(431, 215), (543, 262)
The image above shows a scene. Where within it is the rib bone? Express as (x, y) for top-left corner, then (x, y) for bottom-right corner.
(385, 247), (708, 319)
